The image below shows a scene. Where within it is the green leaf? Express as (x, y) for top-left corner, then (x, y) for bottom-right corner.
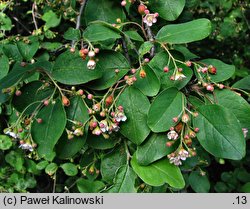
(156, 19), (212, 44)
(188, 171), (210, 193)
(52, 50), (102, 85)
(201, 59), (235, 82)
(0, 54), (9, 79)
(136, 133), (175, 166)
(17, 36), (39, 61)
(131, 155), (185, 189)
(31, 99), (66, 160)
(214, 89), (250, 138)
(87, 51), (130, 90)
(41, 42), (63, 51)
(83, 24), (121, 42)
(56, 96), (89, 159)
(45, 163), (58, 175)
(42, 10), (61, 30)
(0, 12), (12, 31)
(240, 182), (250, 193)
(149, 0), (185, 21)
(77, 179), (105, 193)
(87, 134), (119, 150)
(149, 51), (192, 90)
(0, 135), (12, 150)
(12, 81), (53, 115)
(84, 0), (125, 25)
(107, 165), (136, 193)
(133, 65), (160, 97)
(3, 44), (22, 61)
(36, 161), (49, 170)
(147, 88), (184, 132)
(193, 104), (246, 160)
(63, 27), (81, 41)
(101, 146), (127, 183)
(124, 31), (144, 42)
(5, 151), (24, 172)
(60, 163), (78, 176)
(139, 41), (153, 57)
(118, 87), (151, 145)
(232, 75), (250, 90)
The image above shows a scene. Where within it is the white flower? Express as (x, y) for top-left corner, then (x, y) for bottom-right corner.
(92, 127), (102, 136)
(19, 143), (33, 152)
(111, 123), (120, 132)
(174, 71), (186, 80)
(169, 156), (182, 166)
(178, 149), (189, 161)
(87, 59), (96, 70)
(143, 14), (157, 26)
(73, 128), (83, 136)
(115, 111), (127, 122)
(99, 120), (109, 133)
(4, 130), (18, 139)
(167, 130), (178, 140)
(242, 128), (248, 138)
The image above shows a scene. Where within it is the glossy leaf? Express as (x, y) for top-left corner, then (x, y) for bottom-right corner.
(139, 41), (153, 57)
(133, 65), (161, 97)
(124, 31), (144, 42)
(118, 87), (151, 145)
(136, 133), (175, 166)
(63, 27), (81, 41)
(0, 135), (12, 150)
(156, 19), (212, 44)
(189, 171), (210, 193)
(31, 100), (66, 160)
(45, 163), (58, 175)
(131, 155), (185, 189)
(42, 10), (61, 30)
(193, 104), (246, 160)
(101, 146), (127, 183)
(52, 50), (102, 85)
(60, 163), (78, 176)
(87, 134), (119, 150)
(56, 96), (89, 159)
(84, 0), (125, 25)
(147, 88), (184, 132)
(149, 0), (185, 21)
(87, 51), (130, 90)
(232, 75), (250, 90)
(77, 179), (105, 193)
(201, 59), (235, 82)
(83, 24), (121, 42)
(107, 165), (136, 193)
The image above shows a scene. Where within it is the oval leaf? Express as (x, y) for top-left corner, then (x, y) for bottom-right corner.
(17, 36), (39, 61)
(131, 155), (185, 189)
(188, 171), (210, 193)
(61, 163), (78, 176)
(156, 19), (212, 44)
(0, 135), (12, 150)
(31, 100), (66, 160)
(149, 0), (185, 21)
(52, 50), (102, 85)
(193, 104), (246, 160)
(107, 165), (136, 193)
(77, 179), (105, 193)
(118, 87), (151, 145)
(147, 88), (184, 132)
(232, 75), (250, 90)
(136, 133), (175, 166)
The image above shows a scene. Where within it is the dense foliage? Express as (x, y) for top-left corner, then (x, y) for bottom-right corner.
(0, 0), (249, 193)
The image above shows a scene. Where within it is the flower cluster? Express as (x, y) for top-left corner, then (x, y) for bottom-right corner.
(79, 47), (100, 70)
(168, 148), (190, 166)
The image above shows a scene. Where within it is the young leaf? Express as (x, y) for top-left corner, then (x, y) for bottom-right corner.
(101, 146), (127, 183)
(63, 27), (81, 41)
(107, 165), (137, 193)
(118, 87), (151, 145)
(60, 163), (78, 176)
(42, 10), (61, 30)
(138, 41), (153, 57)
(156, 19), (212, 44)
(148, 0), (185, 21)
(136, 133), (175, 166)
(193, 104), (246, 160)
(77, 179), (105, 193)
(131, 155), (185, 189)
(31, 99), (66, 160)
(45, 163), (58, 176)
(147, 88), (184, 132)
(0, 135), (12, 150)
(56, 96), (89, 159)
(17, 36), (39, 61)
(201, 59), (235, 82)
(52, 50), (102, 85)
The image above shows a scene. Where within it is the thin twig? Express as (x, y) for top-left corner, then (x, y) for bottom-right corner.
(121, 36), (131, 65)
(32, 2), (38, 30)
(9, 15), (32, 34)
(145, 24), (156, 58)
(71, 0), (87, 48)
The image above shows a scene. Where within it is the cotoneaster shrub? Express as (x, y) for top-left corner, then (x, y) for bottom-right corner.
(0, 0), (249, 193)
